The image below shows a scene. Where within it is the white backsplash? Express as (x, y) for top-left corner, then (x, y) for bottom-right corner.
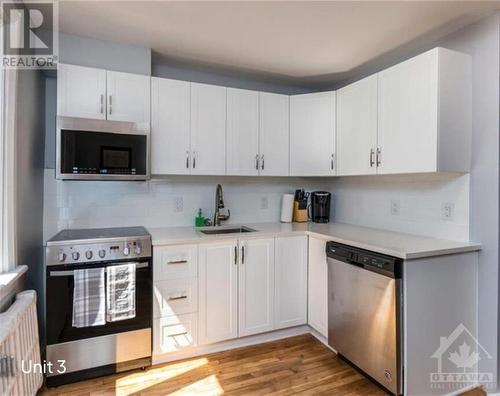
(43, 170), (470, 243)
(329, 173), (470, 242)
(42, 169), (328, 241)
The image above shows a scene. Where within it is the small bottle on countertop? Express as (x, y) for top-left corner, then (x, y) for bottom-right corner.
(195, 208), (205, 227)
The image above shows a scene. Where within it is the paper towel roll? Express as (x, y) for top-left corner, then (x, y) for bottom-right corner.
(280, 194), (295, 223)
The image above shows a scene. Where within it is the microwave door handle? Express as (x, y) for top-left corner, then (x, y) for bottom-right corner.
(49, 262), (149, 277)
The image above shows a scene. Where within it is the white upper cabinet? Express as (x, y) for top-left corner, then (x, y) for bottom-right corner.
(275, 236), (308, 330)
(198, 240), (238, 345)
(57, 63), (151, 124)
(290, 91), (336, 176)
(57, 63), (107, 120)
(151, 78), (191, 175)
(106, 70), (151, 123)
(377, 47), (471, 174)
(259, 92), (290, 176)
(226, 88), (260, 176)
(190, 83), (227, 175)
(337, 75), (378, 176)
(238, 238), (275, 337)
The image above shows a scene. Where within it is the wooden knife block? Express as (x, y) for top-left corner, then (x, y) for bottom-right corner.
(293, 201), (308, 223)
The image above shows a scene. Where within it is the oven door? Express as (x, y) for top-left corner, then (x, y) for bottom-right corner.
(46, 259), (152, 345)
(56, 116), (150, 181)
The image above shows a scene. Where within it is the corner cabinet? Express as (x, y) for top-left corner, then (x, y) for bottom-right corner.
(377, 47), (471, 174)
(57, 63), (150, 123)
(275, 236), (308, 329)
(290, 91), (336, 176)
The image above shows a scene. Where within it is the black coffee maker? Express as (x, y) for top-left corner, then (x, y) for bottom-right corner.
(310, 191), (331, 223)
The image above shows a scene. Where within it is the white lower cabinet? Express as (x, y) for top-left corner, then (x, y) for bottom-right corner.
(153, 314), (198, 355)
(274, 236), (308, 329)
(154, 235), (309, 357)
(198, 240), (239, 345)
(308, 237), (328, 337)
(238, 238), (275, 337)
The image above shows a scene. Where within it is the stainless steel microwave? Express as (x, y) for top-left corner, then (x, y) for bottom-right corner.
(56, 117), (150, 181)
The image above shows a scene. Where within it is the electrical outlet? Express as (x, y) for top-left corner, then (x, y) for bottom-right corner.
(173, 196), (183, 213)
(442, 202), (455, 220)
(260, 196), (269, 210)
(390, 200), (400, 216)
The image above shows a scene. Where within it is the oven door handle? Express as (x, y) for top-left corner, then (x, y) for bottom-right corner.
(49, 262), (149, 277)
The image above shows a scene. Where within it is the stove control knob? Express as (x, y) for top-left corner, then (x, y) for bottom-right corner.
(85, 250), (93, 260)
(72, 252), (80, 261)
(123, 246), (130, 256)
(98, 249), (106, 259)
(135, 244), (142, 255)
(58, 252), (66, 262)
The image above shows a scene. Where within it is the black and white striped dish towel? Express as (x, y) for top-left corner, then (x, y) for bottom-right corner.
(106, 263), (136, 322)
(72, 268), (106, 328)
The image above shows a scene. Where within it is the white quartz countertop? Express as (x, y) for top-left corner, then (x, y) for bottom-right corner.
(147, 222), (481, 260)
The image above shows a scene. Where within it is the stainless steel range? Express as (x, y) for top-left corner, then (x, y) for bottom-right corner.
(45, 226), (152, 387)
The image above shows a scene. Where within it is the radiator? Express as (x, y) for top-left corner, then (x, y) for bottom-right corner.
(0, 290), (43, 396)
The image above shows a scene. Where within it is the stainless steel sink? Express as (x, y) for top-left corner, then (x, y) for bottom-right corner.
(200, 226), (256, 235)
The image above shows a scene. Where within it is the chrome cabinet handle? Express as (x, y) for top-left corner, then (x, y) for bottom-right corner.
(168, 295), (188, 301)
(192, 151), (196, 169)
(186, 151), (190, 169)
(370, 149), (375, 167)
(100, 94), (104, 114)
(234, 245), (238, 265)
(255, 154), (259, 170)
(167, 260), (188, 265)
(261, 154), (265, 171)
(330, 153), (335, 170)
(169, 331), (188, 337)
(241, 245), (245, 264)
(108, 95), (112, 115)
(376, 147), (382, 167)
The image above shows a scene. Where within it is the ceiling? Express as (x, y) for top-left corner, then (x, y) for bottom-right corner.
(59, 1), (500, 85)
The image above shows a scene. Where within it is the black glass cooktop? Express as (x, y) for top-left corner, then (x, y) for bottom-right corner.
(47, 226), (149, 244)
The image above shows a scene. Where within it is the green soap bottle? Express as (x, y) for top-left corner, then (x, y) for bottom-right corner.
(195, 208), (205, 227)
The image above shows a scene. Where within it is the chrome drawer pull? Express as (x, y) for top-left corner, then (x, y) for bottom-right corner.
(168, 295), (188, 301)
(167, 260), (188, 265)
(168, 331), (188, 337)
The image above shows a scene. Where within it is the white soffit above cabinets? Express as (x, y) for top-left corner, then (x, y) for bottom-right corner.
(59, 1), (499, 85)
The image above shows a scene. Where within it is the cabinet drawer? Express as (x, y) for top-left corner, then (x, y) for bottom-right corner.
(153, 314), (198, 355)
(154, 245), (198, 280)
(153, 278), (198, 318)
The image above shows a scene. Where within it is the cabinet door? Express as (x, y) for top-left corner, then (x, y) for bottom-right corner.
(226, 88), (259, 176)
(337, 75), (378, 176)
(151, 77), (191, 175)
(190, 83), (227, 175)
(275, 236), (307, 329)
(308, 237), (328, 337)
(106, 70), (151, 123)
(259, 92), (289, 176)
(57, 63), (106, 120)
(239, 238), (275, 336)
(377, 49), (438, 174)
(198, 240), (238, 344)
(290, 92), (336, 176)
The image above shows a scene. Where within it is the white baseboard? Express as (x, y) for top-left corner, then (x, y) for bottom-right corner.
(152, 325), (311, 365)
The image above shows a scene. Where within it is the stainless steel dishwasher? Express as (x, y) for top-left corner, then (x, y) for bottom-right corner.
(326, 241), (403, 395)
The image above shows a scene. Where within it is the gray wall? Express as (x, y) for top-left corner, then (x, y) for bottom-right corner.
(439, 15), (500, 388)
(16, 70), (46, 344)
(59, 31), (151, 75)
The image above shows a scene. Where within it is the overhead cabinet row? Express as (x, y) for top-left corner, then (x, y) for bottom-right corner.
(56, 47), (471, 177)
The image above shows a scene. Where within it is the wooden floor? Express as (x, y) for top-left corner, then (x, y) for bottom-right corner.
(39, 334), (388, 396)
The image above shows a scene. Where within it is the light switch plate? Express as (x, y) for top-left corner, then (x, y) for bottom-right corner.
(173, 196), (184, 213)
